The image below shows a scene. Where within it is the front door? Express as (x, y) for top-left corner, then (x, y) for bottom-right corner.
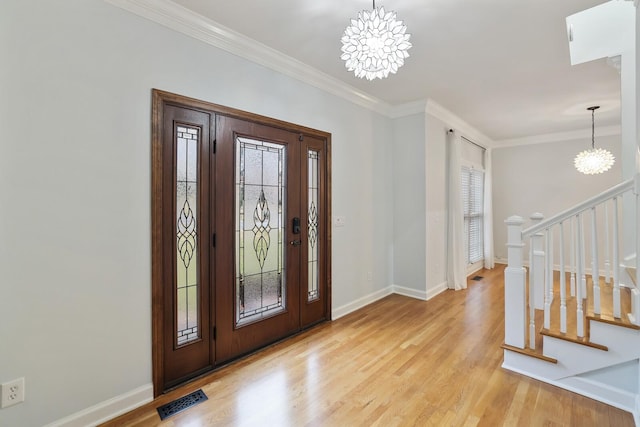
(152, 90), (331, 395)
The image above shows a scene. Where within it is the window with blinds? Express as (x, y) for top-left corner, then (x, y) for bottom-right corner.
(461, 166), (484, 265)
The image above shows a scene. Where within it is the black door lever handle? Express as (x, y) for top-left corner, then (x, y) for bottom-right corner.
(289, 239), (302, 246)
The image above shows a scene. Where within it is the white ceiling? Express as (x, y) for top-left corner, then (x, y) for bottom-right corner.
(170, 0), (621, 141)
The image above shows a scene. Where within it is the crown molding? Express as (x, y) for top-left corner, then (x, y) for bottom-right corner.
(493, 124), (621, 148)
(104, 0), (393, 115)
(425, 100), (494, 148)
(386, 99), (495, 147)
(388, 100), (428, 119)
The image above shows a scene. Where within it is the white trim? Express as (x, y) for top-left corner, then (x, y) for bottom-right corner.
(460, 159), (485, 172)
(494, 125), (621, 148)
(426, 100), (494, 148)
(426, 281), (449, 300)
(502, 358), (638, 416)
(388, 100), (429, 119)
(466, 261), (484, 276)
(331, 287), (393, 320)
(103, 0), (394, 115)
(44, 384), (153, 427)
(331, 283), (449, 319)
(392, 285), (427, 301)
(103, 0), (502, 135)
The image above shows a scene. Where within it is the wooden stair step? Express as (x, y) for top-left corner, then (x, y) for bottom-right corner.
(501, 342), (558, 364)
(521, 272), (635, 361)
(540, 328), (608, 351)
(587, 313), (640, 330)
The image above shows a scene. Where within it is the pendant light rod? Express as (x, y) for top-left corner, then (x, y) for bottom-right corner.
(574, 105), (614, 175)
(587, 105), (600, 149)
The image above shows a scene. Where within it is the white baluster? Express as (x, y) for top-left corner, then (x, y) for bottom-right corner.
(549, 228), (554, 305)
(544, 228), (552, 329)
(635, 174), (640, 325)
(576, 214), (585, 338)
(570, 217), (576, 297)
(604, 201), (611, 284)
(591, 206), (600, 315)
(530, 213), (545, 310)
(613, 196), (621, 318)
(528, 237), (535, 349)
(580, 214), (587, 299)
(559, 222), (567, 333)
(505, 216), (526, 348)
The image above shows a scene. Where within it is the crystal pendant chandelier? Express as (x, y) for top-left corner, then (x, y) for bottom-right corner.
(341, 0), (412, 81)
(574, 106), (615, 175)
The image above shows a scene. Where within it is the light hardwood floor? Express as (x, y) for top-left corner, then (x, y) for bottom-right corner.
(103, 265), (634, 426)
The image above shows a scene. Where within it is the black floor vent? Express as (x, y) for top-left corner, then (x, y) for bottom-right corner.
(157, 389), (208, 420)
(471, 275), (483, 281)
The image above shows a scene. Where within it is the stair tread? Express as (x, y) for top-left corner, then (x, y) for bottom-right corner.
(540, 328), (608, 350)
(526, 272), (634, 356)
(501, 342), (558, 364)
(587, 313), (640, 330)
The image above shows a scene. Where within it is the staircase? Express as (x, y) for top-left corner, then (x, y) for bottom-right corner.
(501, 174), (640, 422)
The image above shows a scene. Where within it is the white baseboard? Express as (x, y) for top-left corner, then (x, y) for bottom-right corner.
(331, 286), (393, 320)
(332, 281), (451, 320)
(44, 383), (154, 427)
(426, 281), (448, 300)
(392, 285), (427, 301)
(502, 361), (637, 416)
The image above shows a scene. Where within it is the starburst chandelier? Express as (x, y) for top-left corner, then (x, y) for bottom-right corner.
(574, 106), (615, 175)
(340, 0), (412, 81)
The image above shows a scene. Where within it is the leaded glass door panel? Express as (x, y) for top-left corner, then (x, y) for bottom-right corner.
(159, 104), (213, 390)
(299, 135), (328, 329)
(153, 90), (330, 395)
(215, 116), (302, 363)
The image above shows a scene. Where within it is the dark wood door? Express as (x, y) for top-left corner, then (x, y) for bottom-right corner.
(299, 135), (328, 329)
(152, 90), (330, 395)
(214, 116), (302, 362)
(159, 105), (214, 390)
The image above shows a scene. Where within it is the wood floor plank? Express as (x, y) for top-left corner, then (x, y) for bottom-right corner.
(101, 265), (633, 426)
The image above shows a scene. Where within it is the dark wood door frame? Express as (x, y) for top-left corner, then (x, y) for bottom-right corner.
(151, 89), (332, 396)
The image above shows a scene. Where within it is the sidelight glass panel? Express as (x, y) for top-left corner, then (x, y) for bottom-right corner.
(308, 150), (320, 302)
(235, 136), (286, 326)
(176, 125), (200, 346)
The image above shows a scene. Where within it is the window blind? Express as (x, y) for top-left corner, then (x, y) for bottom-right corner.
(461, 166), (484, 265)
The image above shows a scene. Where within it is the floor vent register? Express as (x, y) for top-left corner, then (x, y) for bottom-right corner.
(157, 389), (208, 420)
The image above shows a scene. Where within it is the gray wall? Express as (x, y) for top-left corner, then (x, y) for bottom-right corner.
(0, 1), (395, 425)
(492, 134), (622, 265)
(392, 114), (427, 292)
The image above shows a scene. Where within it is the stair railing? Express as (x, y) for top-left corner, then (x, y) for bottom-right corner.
(504, 174), (639, 351)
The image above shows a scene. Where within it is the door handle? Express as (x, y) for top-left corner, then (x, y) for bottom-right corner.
(289, 239), (302, 246)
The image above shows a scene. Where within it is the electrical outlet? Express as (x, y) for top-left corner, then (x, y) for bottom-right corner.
(1, 377), (25, 408)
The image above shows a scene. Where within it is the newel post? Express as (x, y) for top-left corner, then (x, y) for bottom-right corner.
(505, 215), (526, 349)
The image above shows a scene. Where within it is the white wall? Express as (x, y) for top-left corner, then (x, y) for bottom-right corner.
(0, 1), (395, 425)
(391, 109), (484, 298)
(392, 114), (426, 293)
(493, 134), (622, 266)
(425, 114), (449, 295)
